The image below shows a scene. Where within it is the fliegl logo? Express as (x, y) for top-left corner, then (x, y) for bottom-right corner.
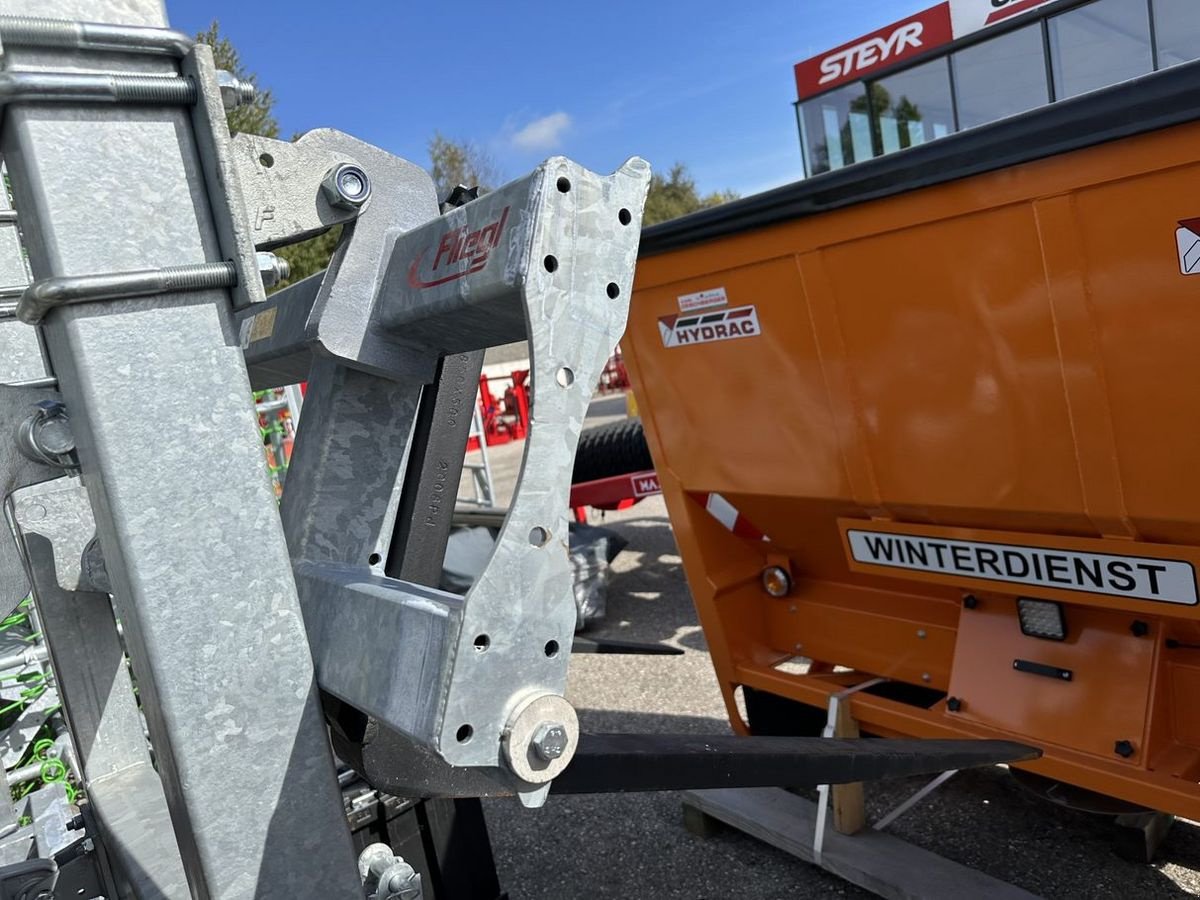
(408, 206), (510, 289)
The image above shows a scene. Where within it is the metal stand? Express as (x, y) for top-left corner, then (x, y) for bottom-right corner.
(460, 404), (496, 508)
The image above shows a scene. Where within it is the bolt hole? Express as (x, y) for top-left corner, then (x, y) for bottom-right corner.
(473, 634), (490, 652)
(618, 208), (632, 226)
(368, 552), (382, 566)
(556, 176), (571, 193)
(529, 526), (549, 547)
(544, 640), (560, 658)
(456, 724), (473, 743)
(606, 282), (621, 299)
(544, 255), (558, 273)
(556, 367), (574, 388)
(259, 152), (274, 168)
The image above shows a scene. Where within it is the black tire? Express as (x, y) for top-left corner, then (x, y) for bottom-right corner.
(572, 417), (655, 484)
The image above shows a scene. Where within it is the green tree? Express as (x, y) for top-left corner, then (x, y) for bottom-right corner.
(642, 163), (738, 226)
(428, 132), (502, 200)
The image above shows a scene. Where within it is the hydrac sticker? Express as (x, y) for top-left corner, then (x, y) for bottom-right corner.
(659, 305), (761, 348)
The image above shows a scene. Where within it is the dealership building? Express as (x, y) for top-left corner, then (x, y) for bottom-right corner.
(794, 0), (1200, 176)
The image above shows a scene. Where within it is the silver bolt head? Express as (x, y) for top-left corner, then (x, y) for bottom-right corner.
(531, 722), (569, 762)
(215, 69), (254, 110)
(33, 416), (75, 455)
(256, 252), (290, 288)
(321, 163), (372, 210)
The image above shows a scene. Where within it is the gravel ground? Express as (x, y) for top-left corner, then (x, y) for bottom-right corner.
(465, 412), (1200, 900)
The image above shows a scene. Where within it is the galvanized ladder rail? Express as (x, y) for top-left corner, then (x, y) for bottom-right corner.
(0, 3), (363, 897)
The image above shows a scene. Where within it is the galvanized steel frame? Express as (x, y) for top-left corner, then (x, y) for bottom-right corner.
(0, 1), (361, 896)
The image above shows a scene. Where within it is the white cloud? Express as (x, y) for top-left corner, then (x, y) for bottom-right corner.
(511, 112), (571, 151)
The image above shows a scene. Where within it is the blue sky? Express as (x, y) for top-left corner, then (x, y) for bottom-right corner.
(168, 1), (925, 198)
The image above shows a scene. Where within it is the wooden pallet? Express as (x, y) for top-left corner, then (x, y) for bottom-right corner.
(682, 787), (1042, 900)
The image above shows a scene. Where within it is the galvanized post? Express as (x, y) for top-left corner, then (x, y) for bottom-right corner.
(0, 1), (362, 896)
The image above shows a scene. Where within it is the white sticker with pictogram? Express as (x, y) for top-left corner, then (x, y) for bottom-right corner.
(1177, 219), (1200, 275)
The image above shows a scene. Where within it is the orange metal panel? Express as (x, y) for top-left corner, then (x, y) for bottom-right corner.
(948, 600), (1155, 762)
(624, 117), (1200, 816)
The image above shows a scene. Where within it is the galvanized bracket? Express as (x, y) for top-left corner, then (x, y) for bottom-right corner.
(282, 156), (650, 796)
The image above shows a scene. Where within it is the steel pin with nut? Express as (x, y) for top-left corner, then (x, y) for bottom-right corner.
(531, 722), (569, 762)
(256, 252), (290, 289)
(321, 162), (372, 210)
(215, 69), (255, 110)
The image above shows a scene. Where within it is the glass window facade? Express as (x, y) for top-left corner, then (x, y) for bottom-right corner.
(870, 57), (956, 153)
(1048, 0), (1153, 99)
(952, 24), (1049, 130)
(797, 0), (1197, 177)
(798, 82), (872, 176)
(1153, 0), (1200, 69)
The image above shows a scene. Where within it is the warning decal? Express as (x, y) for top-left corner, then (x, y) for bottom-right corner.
(659, 305), (761, 348)
(846, 529), (1198, 606)
(678, 287), (728, 313)
(1178, 218), (1200, 275)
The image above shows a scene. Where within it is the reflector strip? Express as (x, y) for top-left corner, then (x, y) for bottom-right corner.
(689, 491), (770, 542)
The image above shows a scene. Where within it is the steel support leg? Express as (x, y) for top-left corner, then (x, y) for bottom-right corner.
(0, 2), (361, 895)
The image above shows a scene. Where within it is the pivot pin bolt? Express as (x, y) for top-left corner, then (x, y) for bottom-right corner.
(322, 162), (372, 210)
(531, 722), (569, 762)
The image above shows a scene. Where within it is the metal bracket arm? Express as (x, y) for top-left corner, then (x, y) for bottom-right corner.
(283, 157), (650, 796)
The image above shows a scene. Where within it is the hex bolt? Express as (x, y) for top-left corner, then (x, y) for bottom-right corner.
(963, 594), (979, 609)
(256, 252), (290, 289)
(16, 400), (76, 467)
(916, 629), (927, 639)
(1114, 740), (1135, 759)
(530, 721), (569, 762)
(321, 162), (372, 210)
(215, 69), (255, 110)
(947, 697), (963, 712)
(1130, 620), (1149, 638)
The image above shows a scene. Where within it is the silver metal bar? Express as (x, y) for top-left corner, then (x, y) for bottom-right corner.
(0, 71), (197, 107)
(0, 15), (193, 56)
(16, 261), (237, 323)
(0, 0), (362, 893)
(872, 769), (959, 832)
(0, 643), (46, 672)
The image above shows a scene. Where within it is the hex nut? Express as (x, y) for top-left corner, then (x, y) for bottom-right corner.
(531, 722), (569, 761)
(256, 252), (290, 289)
(321, 163), (372, 210)
(215, 69), (255, 110)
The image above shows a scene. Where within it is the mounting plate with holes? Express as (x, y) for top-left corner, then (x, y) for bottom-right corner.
(284, 156), (651, 790)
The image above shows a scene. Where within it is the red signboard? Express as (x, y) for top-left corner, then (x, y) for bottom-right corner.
(794, 2), (954, 98)
(983, 0), (1057, 26)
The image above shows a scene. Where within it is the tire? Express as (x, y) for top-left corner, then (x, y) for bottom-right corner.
(572, 417), (655, 484)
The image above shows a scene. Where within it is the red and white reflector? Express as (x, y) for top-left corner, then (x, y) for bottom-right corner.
(689, 491), (770, 542)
